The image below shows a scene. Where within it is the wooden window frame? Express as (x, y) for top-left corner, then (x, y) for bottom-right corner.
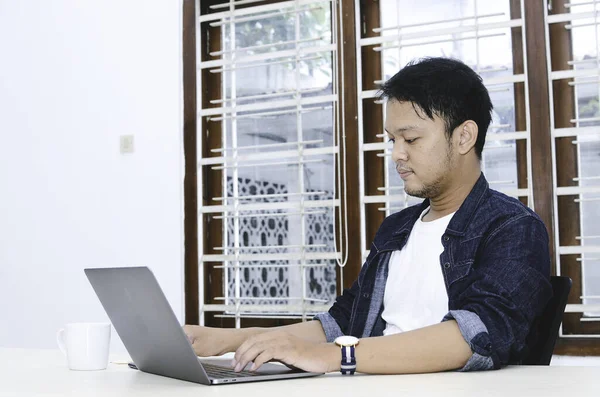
(183, 0), (600, 354)
(547, 0), (600, 354)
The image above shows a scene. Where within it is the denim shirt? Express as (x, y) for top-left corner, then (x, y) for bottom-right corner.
(315, 173), (552, 371)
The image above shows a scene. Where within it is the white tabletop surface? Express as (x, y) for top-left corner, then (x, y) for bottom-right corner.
(1, 348), (598, 397)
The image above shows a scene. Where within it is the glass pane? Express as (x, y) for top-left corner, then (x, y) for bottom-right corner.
(576, 91), (600, 127)
(482, 139), (518, 192)
(302, 153), (335, 201)
(207, 1), (337, 311)
(576, 96), (600, 318)
(581, 198), (600, 317)
(304, 206), (337, 304)
(301, 108), (335, 148)
(579, 137), (600, 317)
(372, 1), (523, 221)
(547, 0), (600, 322)
(567, 0), (599, 13)
(224, 175), (337, 307)
(570, 20), (598, 65)
(581, 197), (600, 242)
(222, 9), (333, 98)
(489, 84), (516, 133)
(222, 106), (335, 153)
(578, 136), (600, 186)
(378, 1), (516, 79)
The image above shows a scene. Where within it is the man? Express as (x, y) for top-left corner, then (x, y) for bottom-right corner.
(184, 57), (552, 374)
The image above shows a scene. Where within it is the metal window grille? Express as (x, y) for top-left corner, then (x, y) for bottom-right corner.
(356, 0), (533, 260)
(197, 0), (346, 326)
(545, 0), (600, 328)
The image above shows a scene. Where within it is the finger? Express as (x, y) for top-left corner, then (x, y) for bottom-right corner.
(250, 350), (274, 372)
(235, 344), (263, 372)
(233, 334), (261, 366)
(232, 342), (247, 367)
(235, 342), (268, 372)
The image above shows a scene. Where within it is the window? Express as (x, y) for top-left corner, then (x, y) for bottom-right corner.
(185, 0), (600, 352)
(357, 0), (531, 260)
(546, 0), (600, 338)
(197, 0), (345, 327)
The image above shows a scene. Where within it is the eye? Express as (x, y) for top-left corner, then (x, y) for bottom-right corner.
(387, 137), (395, 143)
(405, 138), (418, 144)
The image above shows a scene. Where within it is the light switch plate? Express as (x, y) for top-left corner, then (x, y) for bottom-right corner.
(120, 135), (134, 154)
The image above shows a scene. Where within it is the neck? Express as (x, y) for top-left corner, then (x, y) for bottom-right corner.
(425, 166), (481, 221)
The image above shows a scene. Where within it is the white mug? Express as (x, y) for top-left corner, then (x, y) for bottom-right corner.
(56, 323), (111, 370)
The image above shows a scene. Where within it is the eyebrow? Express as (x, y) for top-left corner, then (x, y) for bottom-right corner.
(384, 125), (419, 135)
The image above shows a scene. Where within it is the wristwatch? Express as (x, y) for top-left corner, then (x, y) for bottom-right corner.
(334, 335), (359, 375)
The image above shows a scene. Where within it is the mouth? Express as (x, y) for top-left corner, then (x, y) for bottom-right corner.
(397, 168), (413, 179)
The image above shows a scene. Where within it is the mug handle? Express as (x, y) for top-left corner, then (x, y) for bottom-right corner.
(56, 328), (67, 356)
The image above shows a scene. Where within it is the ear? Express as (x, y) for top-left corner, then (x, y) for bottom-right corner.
(455, 120), (478, 155)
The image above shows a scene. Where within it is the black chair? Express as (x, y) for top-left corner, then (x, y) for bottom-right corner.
(522, 276), (572, 365)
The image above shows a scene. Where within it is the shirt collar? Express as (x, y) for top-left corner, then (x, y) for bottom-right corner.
(386, 172), (488, 241)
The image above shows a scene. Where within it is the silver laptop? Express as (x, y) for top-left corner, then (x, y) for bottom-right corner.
(84, 266), (322, 385)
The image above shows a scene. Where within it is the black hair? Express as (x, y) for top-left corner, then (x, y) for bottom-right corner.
(379, 57), (493, 159)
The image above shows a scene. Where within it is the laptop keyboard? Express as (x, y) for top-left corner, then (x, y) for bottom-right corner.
(201, 362), (263, 379)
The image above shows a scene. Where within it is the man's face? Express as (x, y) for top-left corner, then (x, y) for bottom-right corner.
(384, 100), (457, 199)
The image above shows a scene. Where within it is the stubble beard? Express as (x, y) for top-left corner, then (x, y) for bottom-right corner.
(403, 144), (454, 199)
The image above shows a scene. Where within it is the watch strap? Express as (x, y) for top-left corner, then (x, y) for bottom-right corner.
(340, 345), (356, 375)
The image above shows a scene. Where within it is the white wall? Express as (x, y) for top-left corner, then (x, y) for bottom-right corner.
(0, 0), (184, 352)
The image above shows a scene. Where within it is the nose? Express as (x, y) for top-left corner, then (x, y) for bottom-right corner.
(391, 141), (408, 164)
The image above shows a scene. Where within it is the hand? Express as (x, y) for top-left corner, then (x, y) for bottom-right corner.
(183, 325), (243, 357)
(232, 330), (339, 373)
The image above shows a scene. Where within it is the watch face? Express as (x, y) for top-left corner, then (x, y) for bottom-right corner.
(335, 335), (359, 346)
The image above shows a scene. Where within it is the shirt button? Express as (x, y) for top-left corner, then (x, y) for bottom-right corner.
(363, 293), (370, 298)
(444, 262), (451, 269)
(443, 235), (450, 241)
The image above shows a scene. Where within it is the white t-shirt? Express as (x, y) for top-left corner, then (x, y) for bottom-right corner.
(382, 208), (456, 336)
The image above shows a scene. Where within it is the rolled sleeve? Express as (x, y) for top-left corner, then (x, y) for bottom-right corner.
(445, 215), (552, 370)
(443, 310), (494, 371)
(313, 312), (344, 342)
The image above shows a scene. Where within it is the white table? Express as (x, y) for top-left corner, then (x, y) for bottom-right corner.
(1, 348), (597, 397)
